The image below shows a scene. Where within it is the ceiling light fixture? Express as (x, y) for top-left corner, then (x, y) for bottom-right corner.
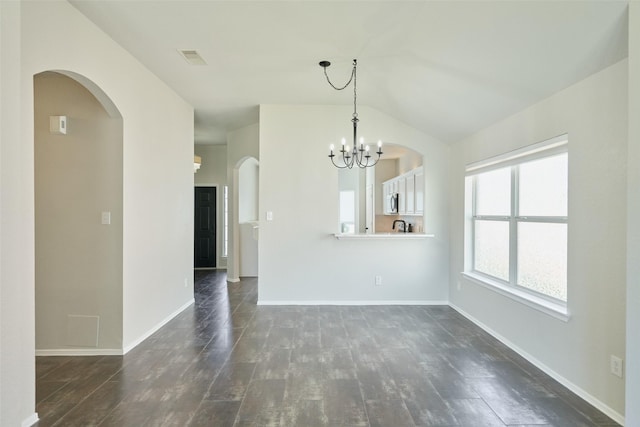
(320, 59), (383, 169)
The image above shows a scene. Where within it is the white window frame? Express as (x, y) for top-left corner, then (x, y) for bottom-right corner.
(463, 135), (569, 321)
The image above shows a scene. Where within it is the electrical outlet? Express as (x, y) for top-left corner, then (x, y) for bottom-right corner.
(457, 281), (461, 291)
(610, 355), (623, 378)
(184, 278), (189, 288)
(375, 275), (383, 287)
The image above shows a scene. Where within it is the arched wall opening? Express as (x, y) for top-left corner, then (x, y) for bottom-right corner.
(34, 71), (124, 354)
(235, 156), (259, 278)
(337, 143), (423, 234)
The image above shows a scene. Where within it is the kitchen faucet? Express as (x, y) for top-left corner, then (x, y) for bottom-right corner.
(392, 219), (407, 232)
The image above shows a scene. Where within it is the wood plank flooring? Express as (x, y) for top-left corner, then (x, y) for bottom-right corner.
(35, 270), (620, 426)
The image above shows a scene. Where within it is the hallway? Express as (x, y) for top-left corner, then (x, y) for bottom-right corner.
(35, 271), (619, 426)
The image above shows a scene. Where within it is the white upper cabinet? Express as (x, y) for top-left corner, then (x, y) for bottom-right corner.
(414, 168), (424, 215)
(406, 173), (415, 215)
(382, 166), (423, 216)
(398, 176), (406, 214)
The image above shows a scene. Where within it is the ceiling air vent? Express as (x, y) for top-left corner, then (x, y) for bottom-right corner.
(178, 49), (207, 65)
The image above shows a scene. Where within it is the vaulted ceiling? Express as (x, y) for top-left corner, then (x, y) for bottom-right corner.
(70, 1), (628, 145)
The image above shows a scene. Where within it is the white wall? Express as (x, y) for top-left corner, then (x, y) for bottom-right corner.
(227, 123), (259, 282)
(259, 105), (449, 303)
(34, 72), (123, 353)
(449, 60), (627, 421)
(22, 1), (194, 353)
(195, 144), (227, 186)
(626, 3), (640, 425)
(0, 1), (38, 425)
(195, 144), (228, 267)
(2, 2), (194, 421)
(397, 149), (422, 174)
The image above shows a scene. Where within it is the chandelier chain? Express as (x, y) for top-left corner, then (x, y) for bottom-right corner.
(322, 59), (356, 91)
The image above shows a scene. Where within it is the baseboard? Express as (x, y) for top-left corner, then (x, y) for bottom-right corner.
(449, 303), (625, 426)
(227, 277), (240, 283)
(257, 300), (449, 306)
(122, 298), (194, 354)
(22, 412), (39, 427)
(35, 348), (123, 356)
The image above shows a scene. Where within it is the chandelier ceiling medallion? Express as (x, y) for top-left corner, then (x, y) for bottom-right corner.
(319, 59), (383, 169)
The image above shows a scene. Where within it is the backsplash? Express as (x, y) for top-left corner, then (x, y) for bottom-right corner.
(375, 215), (423, 233)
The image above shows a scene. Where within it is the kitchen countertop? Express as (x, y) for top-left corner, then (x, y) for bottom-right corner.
(333, 233), (435, 240)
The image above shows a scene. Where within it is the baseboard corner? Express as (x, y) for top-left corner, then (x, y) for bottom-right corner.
(22, 412), (39, 427)
(122, 298), (194, 354)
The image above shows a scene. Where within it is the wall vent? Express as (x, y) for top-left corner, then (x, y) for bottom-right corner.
(66, 315), (99, 347)
(178, 49), (207, 65)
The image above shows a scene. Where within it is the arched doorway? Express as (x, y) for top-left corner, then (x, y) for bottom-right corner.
(238, 157), (259, 277)
(34, 71), (123, 354)
(229, 156), (259, 281)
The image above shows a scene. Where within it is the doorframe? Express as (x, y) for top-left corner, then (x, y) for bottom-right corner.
(194, 183), (223, 269)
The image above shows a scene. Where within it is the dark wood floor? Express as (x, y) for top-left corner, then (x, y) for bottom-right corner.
(35, 270), (620, 426)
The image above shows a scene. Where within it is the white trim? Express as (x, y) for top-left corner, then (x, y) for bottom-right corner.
(36, 348), (123, 356)
(122, 298), (194, 354)
(21, 413), (39, 427)
(257, 300), (449, 306)
(227, 277), (240, 283)
(466, 134), (568, 175)
(462, 272), (569, 321)
(449, 303), (625, 426)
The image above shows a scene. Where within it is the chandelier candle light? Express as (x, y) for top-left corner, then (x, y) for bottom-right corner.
(320, 59), (383, 169)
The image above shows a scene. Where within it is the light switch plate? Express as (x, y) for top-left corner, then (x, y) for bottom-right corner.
(101, 211), (111, 225)
(266, 211), (273, 221)
(610, 355), (623, 378)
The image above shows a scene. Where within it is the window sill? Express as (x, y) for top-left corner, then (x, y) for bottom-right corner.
(461, 272), (570, 322)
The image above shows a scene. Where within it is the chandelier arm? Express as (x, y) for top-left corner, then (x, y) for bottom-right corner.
(343, 148), (355, 169)
(330, 156), (350, 169)
(357, 152), (370, 168)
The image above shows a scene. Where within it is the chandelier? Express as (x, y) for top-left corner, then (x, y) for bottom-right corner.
(319, 59), (383, 169)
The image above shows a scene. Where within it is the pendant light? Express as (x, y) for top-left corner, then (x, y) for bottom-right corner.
(319, 59), (383, 169)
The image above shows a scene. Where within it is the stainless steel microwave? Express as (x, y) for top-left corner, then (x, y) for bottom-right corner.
(387, 193), (399, 214)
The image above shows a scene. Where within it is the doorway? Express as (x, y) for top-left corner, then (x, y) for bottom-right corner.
(194, 186), (217, 268)
(34, 71), (123, 354)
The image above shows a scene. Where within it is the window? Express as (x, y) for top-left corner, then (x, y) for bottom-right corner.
(339, 190), (356, 234)
(464, 136), (568, 316)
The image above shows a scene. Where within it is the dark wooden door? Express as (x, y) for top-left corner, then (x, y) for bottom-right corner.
(194, 187), (216, 268)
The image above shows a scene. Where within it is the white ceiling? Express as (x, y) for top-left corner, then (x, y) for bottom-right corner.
(69, 1), (628, 145)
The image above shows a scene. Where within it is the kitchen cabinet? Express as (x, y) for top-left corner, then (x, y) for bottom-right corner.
(398, 176), (406, 214)
(382, 166), (424, 216)
(382, 181), (391, 215)
(406, 173), (415, 215)
(414, 168), (424, 215)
